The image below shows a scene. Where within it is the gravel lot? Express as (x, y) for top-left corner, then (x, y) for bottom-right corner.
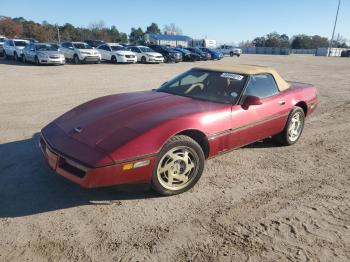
(0, 55), (349, 262)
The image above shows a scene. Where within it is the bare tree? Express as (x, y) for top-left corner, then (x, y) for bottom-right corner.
(163, 23), (182, 35)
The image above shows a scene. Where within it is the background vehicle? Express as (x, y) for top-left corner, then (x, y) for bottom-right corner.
(216, 44), (242, 57)
(148, 45), (182, 63)
(341, 50), (350, 57)
(40, 65), (317, 196)
(0, 35), (7, 56)
(186, 47), (211, 60)
(97, 43), (137, 63)
(3, 39), (30, 61)
(22, 43), (65, 65)
(199, 47), (223, 60)
(174, 47), (200, 62)
(60, 42), (101, 64)
(84, 40), (105, 48)
(127, 45), (164, 63)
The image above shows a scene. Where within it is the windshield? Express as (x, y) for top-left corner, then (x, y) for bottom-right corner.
(157, 69), (247, 104)
(140, 47), (154, 52)
(14, 41), (28, 47)
(73, 43), (92, 49)
(111, 45), (126, 51)
(177, 48), (190, 54)
(36, 44), (59, 51)
(0, 37), (6, 42)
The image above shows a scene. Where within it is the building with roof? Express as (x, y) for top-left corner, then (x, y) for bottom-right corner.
(144, 33), (192, 47)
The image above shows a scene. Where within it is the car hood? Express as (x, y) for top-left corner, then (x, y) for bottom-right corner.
(38, 51), (61, 55)
(114, 50), (135, 56)
(77, 49), (99, 54)
(145, 52), (162, 56)
(54, 91), (223, 151)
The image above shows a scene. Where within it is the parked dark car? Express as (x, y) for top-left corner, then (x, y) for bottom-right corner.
(199, 47), (223, 60)
(148, 45), (182, 63)
(174, 47), (200, 62)
(84, 40), (105, 48)
(341, 50), (350, 57)
(186, 47), (211, 60)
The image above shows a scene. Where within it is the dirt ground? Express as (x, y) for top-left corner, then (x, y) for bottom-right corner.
(0, 55), (349, 262)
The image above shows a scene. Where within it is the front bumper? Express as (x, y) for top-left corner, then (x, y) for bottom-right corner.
(39, 56), (65, 64)
(80, 54), (101, 63)
(39, 133), (156, 188)
(147, 56), (164, 63)
(118, 56), (137, 63)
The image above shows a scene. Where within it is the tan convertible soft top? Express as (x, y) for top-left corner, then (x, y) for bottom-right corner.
(194, 64), (290, 91)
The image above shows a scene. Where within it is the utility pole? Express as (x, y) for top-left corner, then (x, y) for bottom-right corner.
(329, 0), (341, 56)
(57, 25), (61, 43)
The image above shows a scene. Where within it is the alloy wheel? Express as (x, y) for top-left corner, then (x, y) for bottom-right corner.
(288, 112), (303, 142)
(157, 146), (198, 191)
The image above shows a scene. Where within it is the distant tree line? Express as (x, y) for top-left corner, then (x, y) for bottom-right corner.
(0, 16), (183, 44)
(240, 32), (348, 49)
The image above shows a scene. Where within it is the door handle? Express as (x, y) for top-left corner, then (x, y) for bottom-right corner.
(278, 100), (285, 105)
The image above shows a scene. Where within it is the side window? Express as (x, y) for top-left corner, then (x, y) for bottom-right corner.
(244, 74), (279, 99)
(10, 40), (15, 47)
(62, 43), (68, 48)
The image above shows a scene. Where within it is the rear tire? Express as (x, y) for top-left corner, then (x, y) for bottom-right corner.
(14, 52), (19, 61)
(151, 135), (205, 196)
(273, 106), (305, 146)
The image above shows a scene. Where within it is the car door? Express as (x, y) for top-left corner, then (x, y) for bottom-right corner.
(228, 74), (290, 148)
(97, 44), (108, 60)
(28, 44), (36, 61)
(131, 47), (142, 61)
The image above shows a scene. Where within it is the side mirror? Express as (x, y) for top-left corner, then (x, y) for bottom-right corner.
(242, 95), (262, 109)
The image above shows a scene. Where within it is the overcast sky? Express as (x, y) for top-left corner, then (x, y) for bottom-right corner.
(2, 0), (349, 43)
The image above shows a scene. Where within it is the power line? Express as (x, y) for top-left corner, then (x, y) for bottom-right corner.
(329, 0), (341, 56)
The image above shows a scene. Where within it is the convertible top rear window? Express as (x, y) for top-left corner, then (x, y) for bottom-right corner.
(157, 69), (247, 104)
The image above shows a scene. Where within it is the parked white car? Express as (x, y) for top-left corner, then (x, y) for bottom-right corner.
(127, 45), (164, 63)
(22, 43), (65, 65)
(96, 43), (137, 63)
(60, 42), (101, 64)
(216, 45), (242, 57)
(0, 35), (7, 56)
(3, 39), (30, 61)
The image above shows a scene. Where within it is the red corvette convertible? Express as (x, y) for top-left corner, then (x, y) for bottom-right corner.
(40, 65), (317, 195)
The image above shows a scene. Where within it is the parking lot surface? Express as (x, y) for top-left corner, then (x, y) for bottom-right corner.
(0, 55), (349, 261)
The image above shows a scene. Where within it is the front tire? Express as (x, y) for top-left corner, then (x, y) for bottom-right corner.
(163, 56), (168, 63)
(35, 56), (40, 65)
(141, 56), (147, 63)
(230, 51), (234, 57)
(151, 135), (205, 196)
(111, 56), (117, 64)
(73, 55), (80, 64)
(274, 106), (305, 146)
(14, 52), (19, 61)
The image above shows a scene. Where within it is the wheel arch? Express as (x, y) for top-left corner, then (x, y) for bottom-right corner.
(175, 129), (210, 159)
(295, 101), (308, 116)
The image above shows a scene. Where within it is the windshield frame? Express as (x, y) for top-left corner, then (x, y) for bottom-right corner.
(111, 45), (126, 51)
(73, 43), (92, 49)
(156, 69), (248, 105)
(35, 43), (59, 51)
